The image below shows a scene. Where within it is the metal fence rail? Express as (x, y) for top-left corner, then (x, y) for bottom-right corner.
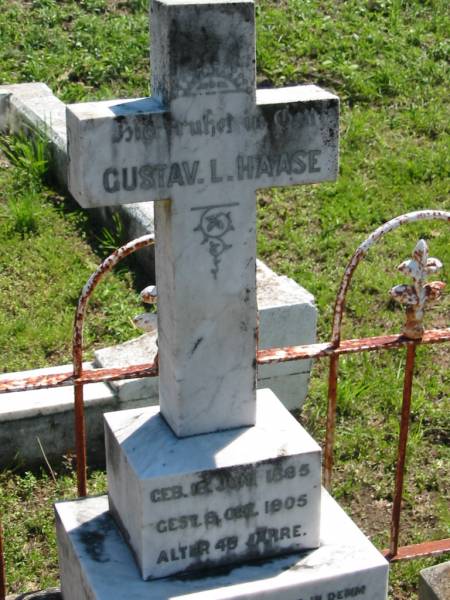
(0, 210), (449, 598)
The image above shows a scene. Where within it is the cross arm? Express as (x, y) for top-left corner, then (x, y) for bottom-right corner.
(67, 97), (169, 207)
(250, 85), (339, 189)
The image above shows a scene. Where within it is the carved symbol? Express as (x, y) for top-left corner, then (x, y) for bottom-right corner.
(172, 66), (249, 99)
(191, 203), (239, 279)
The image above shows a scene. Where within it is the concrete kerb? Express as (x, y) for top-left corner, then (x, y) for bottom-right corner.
(0, 83), (156, 275)
(0, 82), (318, 470)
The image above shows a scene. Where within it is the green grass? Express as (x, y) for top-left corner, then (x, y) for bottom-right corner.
(0, 132), (142, 372)
(0, 468), (107, 593)
(0, 1), (449, 598)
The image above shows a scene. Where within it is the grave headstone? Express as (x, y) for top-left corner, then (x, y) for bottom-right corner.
(55, 1), (388, 598)
(66, 0), (338, 437)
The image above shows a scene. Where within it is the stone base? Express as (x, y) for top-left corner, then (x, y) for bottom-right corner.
(55, 490), (389, 600)
(104, 390), (321, 579)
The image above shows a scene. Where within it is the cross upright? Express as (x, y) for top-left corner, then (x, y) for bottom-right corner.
(67, 0), (339, 437)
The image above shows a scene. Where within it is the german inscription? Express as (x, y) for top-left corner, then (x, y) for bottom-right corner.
(143, 457), (319, 572)
(102, 150), (322, 194)
(110, 106), (319, 144)
(101, 105), (325, 196)
(299, 587), (367, 600)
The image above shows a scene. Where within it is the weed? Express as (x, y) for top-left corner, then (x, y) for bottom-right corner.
(7, 190), (41, 236)
(97, 211), (125, 256)
(0, 131), (49, 190)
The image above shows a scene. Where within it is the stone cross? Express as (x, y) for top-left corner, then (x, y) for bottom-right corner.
(67, 0), (339, 437)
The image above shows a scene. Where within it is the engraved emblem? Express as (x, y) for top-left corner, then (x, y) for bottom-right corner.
(172, 65), (250, 99)
(191, 203), (239, 279)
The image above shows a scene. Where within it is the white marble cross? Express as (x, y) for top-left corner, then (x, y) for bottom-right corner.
(67, 0), (339, 437)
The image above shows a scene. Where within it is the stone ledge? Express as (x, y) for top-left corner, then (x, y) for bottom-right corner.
(0, 253), (316, 469)
(0, 83), (67, 188)
(0, 363), (119, 469)
(55, 490), (389, 599)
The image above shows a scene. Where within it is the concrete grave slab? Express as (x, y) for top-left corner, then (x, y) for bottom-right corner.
(0, 253), (316, 470)
(0, 363), (117, 469)
(55, 489), (389, 599)
(0, 82), (67, 187)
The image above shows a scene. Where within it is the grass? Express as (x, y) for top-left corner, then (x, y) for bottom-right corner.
(0, 468), (107, 593)
(0, 0), (449, 598)
(0, 132), (142, 372)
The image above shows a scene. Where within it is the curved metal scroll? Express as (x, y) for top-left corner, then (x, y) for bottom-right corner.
(324, 210), (449, 560)
(72, 234), (155, 496)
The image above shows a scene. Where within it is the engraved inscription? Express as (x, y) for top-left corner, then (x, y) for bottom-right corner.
(272, 106), (319, 130)
(299, 586), (367, 600)
(112, 111), (234, 144)
(264, 494), (308, 515)
(150, 485), (188, 502)
(153, 521), (310, 566)
(110, 107), (320, 144)
(101, 151), (322, 194)
(156, 540), (210, 564)
(171, 68), (250, 99)
(103, 161), (200, 193)
(236, 150), (321, 180)
(191, 203), (238, 280)
(156, 514), (202, 533)
(149, 462), (310, 503)
(266, 462), (310, 483)
(245, 523), (305, 548)
(154, 501), (261, 535)
(147, 460), (317, 569)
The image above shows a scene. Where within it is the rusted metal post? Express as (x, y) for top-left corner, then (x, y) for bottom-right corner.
(0, 516), (6, 600)
(389, 342), (416, 559)
(324, 354), (339, 489)
(72, 235), (155, 497)
(73, 282), (87, 497)
(74, 381), (87, 497)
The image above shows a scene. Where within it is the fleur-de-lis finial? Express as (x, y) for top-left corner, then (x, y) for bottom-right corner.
(133, 284), (159, 370)
(133, 285), (158, 333)
(390, 240), (445, 339)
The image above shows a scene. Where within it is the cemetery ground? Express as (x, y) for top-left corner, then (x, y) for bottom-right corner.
(0, 0), (448, 598)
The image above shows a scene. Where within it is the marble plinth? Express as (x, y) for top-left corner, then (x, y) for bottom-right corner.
(104, 390), (321, 579)
(55, 490), (389, 600)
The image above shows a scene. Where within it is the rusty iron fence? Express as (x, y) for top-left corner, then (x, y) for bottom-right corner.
(0, 209), (449, 598)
